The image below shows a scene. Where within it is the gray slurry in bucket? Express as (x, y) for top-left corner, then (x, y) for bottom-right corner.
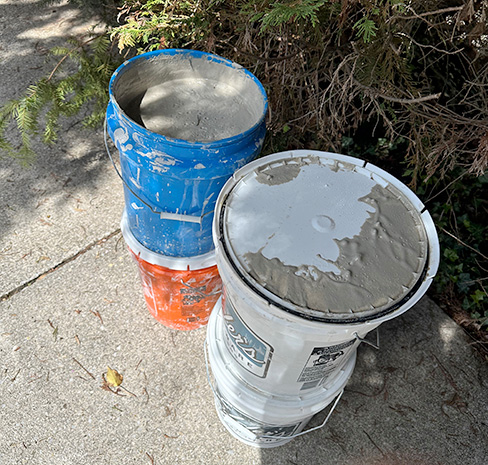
(224, 155), (429, 318)
(244, 183), (427, 316)
(114, 54), (265, 143)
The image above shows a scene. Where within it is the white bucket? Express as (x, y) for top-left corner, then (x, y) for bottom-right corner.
(212, 150), (440, 396)
(206, 301), (356, 448)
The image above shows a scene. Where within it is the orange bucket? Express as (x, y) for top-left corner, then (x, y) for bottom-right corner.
(121, 213), (222, 330)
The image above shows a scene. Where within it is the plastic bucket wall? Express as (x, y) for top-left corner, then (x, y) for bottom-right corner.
(212, 150), (440, 396)
(106, 49), (268, 257)
(121, 213), (221, 330)
(217, 265), (369, 396)
(207, 304), (356, 448)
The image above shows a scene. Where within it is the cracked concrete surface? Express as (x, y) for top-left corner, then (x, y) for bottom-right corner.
(1, 230), (121, 302)
(0, 0), (121, 294)
(1, 2), (487, 464)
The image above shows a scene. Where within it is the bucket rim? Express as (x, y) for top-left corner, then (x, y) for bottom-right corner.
(121, 211), (216, 270)
(213, 150), (441, 325)
(108, 48), (268, 149)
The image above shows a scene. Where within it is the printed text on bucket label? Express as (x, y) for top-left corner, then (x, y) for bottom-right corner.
(222, 300), (273, 378)
(297, 339), (356, 388)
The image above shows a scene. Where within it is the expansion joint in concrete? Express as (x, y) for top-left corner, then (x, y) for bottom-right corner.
(0, 228), (121, 302)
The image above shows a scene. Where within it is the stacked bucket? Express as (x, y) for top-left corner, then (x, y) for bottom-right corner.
(106, 50), (440, 448)
(207, 150), (440, 447)
(106, 49), (268, 330)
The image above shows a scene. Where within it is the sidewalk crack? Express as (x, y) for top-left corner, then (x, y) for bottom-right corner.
(0, 229), (121, 302)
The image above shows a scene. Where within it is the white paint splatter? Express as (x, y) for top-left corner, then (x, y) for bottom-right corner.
(113, 127), (129, 145)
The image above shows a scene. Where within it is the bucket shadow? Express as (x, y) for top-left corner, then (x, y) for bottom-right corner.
(257, 298), (487, 465)
(0, 127), (113, 240)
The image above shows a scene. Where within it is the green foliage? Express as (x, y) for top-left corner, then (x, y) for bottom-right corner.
(427, 172), (488, 324)
(352, 16), (378, 43)
(349, 0), (407, 43)
(257, 0), (330, 31)
(111, 0), (213, 52)
(0, 34), (121, 163)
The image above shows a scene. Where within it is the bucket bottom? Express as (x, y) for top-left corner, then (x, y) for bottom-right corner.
(129, 246), (222, 330)
(215, 397), (308, 448)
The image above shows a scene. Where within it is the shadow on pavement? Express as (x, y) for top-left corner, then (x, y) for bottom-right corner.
(0, 1), (111, 240)
(257, 299), (487, 465)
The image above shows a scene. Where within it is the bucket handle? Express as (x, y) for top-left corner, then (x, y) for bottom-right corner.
(181, 280), (222, 297)
(260, 390), (344, 440)
(354, 328), (380, 350)
(204, 337), (344, 441)
(103, 118), (211, 225)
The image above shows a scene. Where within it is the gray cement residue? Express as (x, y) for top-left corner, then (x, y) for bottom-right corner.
(328, 160), (357, 173)
(243, 184), (428, 317)
(113, 55), (265, 143)
(255, 163), (301, 186)
(255, 155), (334, 186)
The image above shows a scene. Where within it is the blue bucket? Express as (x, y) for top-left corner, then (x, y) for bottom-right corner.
(106, 49), (268, 257)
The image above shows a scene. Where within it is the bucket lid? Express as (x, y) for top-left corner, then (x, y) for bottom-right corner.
(217, 151), (438, 322)
(121, 211), (216, 270)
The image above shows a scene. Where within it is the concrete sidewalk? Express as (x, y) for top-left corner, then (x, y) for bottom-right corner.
(1, 2), (487, 464)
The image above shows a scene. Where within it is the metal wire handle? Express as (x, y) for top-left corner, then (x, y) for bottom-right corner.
(103, 118), (211, 224)
(354, 328), (380, 350)
(204, 337), (344, 441)
(259, 390), (344, 440)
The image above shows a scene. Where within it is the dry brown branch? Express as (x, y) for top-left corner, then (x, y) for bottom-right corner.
(353, 81), (442, 104)
(72, 357), (95, 380)
(47, 35), (100, 81)
(177, 0), (488, 186)
(395, 32), (466, 56)
(400, 6), (465, 20)
(441, 227), (488, 261)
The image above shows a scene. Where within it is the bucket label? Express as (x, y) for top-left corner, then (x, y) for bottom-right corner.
(298, 339), (356, 389)
(219, 395), (302, 441)
(222, 300), (273, 378)
(180, 285), (207, 306)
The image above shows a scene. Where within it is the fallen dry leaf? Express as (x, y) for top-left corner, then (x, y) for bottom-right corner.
(106, 366), (123, 387)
